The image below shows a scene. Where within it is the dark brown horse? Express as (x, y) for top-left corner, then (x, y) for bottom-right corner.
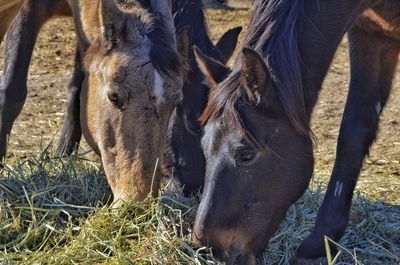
(162, 0), (241, 195)
(194, 0), (399, 264)
(0, 0), (186, 204)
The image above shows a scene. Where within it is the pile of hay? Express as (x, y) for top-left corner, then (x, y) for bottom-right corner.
(0, 154), (399, 264)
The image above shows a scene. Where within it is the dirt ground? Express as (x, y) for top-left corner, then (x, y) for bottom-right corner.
(0, 2), (399, 203)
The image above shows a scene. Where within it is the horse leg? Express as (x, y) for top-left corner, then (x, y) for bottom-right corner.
(296, 25), (399, 262)
(56, 46), (84, 157)
(0, 0), (70, 162)
(0, 1), (22, 44)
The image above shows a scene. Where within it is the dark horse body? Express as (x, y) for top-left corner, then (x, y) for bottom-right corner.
(193, 0), (400, 264)
(163, 0), (241, 194)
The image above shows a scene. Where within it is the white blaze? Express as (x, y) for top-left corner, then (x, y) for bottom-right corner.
(154, 70), (164, 105)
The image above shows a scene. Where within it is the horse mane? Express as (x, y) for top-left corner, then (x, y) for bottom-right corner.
(147, 13), (186, 78)
(200, 0), (310, 141)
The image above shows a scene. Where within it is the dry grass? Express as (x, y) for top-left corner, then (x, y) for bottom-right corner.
(0, 149), (399, 265)
(0, 2), (399, 264)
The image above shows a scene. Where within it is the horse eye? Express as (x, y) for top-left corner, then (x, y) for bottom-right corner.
(107, 91), (124, 111)
(235, 147), (257, 166)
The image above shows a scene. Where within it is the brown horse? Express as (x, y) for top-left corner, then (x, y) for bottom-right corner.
(53, 0), (241, 197)
(0, 0), (240, 199)
(194, 0), (399, 264)
(0, 0), (186, 204)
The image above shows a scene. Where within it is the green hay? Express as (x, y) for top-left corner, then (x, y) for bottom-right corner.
(0, 154), (399, 264)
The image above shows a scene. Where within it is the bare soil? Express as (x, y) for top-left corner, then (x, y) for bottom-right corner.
(0, 3), (399, 203)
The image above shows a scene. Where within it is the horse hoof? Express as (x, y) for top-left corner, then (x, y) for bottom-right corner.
(291, 256), (328, 265)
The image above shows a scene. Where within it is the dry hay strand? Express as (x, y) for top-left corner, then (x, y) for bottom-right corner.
(0, 153), (399, 264)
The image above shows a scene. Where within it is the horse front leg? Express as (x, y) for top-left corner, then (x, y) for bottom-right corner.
(0, 0), (70, 162)
(295, 24), (399, 263)
(56, 46), (84, 157)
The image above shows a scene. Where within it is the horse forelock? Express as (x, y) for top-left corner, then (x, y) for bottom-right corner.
(122, 0), (186, 78)
(200, 0), (311, 144)
(199, 70), (265, 150)
(85, 0), (186, 79)
(147, 21), (188, 79)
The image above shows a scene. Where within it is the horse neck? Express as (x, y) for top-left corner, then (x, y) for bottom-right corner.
(299, 0), (374, 116)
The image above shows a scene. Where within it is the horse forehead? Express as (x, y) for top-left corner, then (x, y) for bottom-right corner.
(202, 120), (242, 156)
(114, 45), (151, 63)
(95, 50), (149, 74)
(202, 122), (217, 154)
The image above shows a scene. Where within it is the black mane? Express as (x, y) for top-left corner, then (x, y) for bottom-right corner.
(201, 0), (310, 138)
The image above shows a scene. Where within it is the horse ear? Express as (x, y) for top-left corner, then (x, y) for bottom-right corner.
(215, 26), (242, 64)
(241, 47), (272, 103)
(99, 0), (125, 49)
(194, 46), (230, 89)
(176, 27), (191, 61)
(150, 0), (176, 46)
